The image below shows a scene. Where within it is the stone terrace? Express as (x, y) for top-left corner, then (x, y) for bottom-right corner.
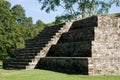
(36, 15), (120, 75)
(3, 14), (120, 75)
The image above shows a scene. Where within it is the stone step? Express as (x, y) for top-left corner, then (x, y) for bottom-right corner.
(11, 58), (32, 62)
(69, 16), (97, 31)
(10, 61), (35, 66)
(36, 32), (56, 38)
(36, 57), (89, 74)
(43, 23), (65, 30)
(47, 41), (91, 57)
(21, 49), (41, 53)
(15, 55), (40, 60)
(40, 29), (59, 33)
(25, 38), (52, 47)
(26, 38), (51, 43)
(25, 41), (49, 47)
(38, 24), (64, 35)
(25, 43), (46, 49)
(11, 58), (39, 63)
(15, 55), (36, 59)
(15, 52), (38, 56)
(26, 36), (52, 42)
(25, 47), (42, 50)
(8, 65), (26, 69)
(3, 22), (67, 70)
(14, 49), (26, 54)
(10, 62), (29, 65)
(58, 27), (94, 43)
(19, 49), (41, 53)
(31, 36), (52, 40)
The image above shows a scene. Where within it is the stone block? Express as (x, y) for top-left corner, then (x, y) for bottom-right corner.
(69, 16), (98, 30)
(47, 42), (92, 57)
(36, 57), (89, 74)
(58, 27), (94, 43)
(92, 42), (120, 57)
(88, 57), (120, 75)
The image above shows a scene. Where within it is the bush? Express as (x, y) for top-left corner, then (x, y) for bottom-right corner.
(0, 51), (9, 60)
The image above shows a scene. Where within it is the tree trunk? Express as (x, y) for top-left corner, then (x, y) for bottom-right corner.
(82, 9), (85, 18)
(89, 0), (95, 16)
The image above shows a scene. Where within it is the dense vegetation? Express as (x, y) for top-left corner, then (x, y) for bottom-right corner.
(39, 0), (120, 22)
(0, 0), (46, 60)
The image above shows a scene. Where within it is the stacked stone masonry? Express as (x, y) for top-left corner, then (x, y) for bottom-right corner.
(3, 14), (120, 75)
(38, 14), (120, 75)
(3, 23), (73, 69)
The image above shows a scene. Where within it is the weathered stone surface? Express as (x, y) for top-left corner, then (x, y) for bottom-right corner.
(88, 57), (120, 75)
(47, 42), (92, 57)
(98, 15), (119, 28)
(58, 27), (94, 43)
(92, 15), (120, 57)
(36, 57), (88, 74)
(44, 15), (120, 75)
(92, 42), (120, 57)
(94, 27), (120, 42)
(3, 14), (120, 75)
(69, 16), (98, 30)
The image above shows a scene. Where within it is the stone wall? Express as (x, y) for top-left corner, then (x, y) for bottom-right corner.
(88, 15), (120, 75)
(92, 41), (120, 57)
(88, 57), (120, 75)
(94, 27), (120, 42)
(36, 14), (120, 75)
(92, 15), (120, 57)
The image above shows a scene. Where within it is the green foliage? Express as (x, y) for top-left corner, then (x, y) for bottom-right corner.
(38, 0), (120, 22)
(11, 4), (25, 24)
(0, 0), (46, 60)
(0, 0), (16, 57)
(0, 51), (8, 60)
(110, 0), (120, 6)
(54, 14), (74, 24)
(31, 20), (46, 37)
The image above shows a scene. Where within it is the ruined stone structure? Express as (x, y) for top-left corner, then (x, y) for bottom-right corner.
(3, 14), (120, 75)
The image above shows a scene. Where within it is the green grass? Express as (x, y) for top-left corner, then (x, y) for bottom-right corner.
(0, 62), (120, 80)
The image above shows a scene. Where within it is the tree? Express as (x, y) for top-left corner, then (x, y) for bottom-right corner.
(0, 0), (46, 60)
(38, 0), (120, 21)
(35, 20), (46, 34)
(11, 5), (25, 24)
(0, 0), (17, 58)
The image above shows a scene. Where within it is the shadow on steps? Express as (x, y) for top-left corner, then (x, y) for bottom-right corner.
(35, 57), (89, 75)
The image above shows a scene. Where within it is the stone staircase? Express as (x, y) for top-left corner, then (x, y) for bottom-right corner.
(36, 15), (120, 75)
(3, 14), (120, 75)
(3, 22), (73, 69)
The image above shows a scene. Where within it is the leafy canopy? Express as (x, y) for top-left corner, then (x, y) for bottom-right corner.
(38, 0), (120, 22)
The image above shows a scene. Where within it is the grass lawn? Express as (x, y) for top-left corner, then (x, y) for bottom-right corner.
(0, 62), (120, 80)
